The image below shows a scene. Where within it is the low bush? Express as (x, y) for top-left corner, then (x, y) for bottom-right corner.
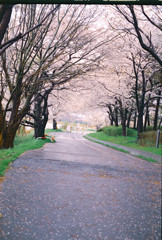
(100, 126), (137, 137)
(127, 128), (137, 137)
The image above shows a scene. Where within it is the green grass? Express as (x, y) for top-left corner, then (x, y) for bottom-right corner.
(133, 155), (158, 163)
(0, 133), (55, 176)
(86, 132), (162, 156)
(45, 129), (63, 132)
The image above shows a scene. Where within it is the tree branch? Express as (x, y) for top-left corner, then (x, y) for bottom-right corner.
(129, 5), (162, 66)
(0, 4), (60, 55)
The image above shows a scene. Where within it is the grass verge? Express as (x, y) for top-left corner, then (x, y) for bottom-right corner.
(45, 129), (63, 132)
(0, 133), (55, 176)
(84, 134), (159, 163)
(133, 155), (158, 163)
(86, 132), (162, 156)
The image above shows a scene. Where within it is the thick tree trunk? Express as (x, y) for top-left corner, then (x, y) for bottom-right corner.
(138, 111), (144, 133)
(34, 123), (46, 139)
(0, 121), (20, 149)
(3, 128), (17, 148)
(0, 91), (29, 149)
(122, 122), (126, 137)
(34, 93), (49, 138)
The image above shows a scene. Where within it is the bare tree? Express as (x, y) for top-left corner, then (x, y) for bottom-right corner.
(0, 4), (60, 55)
(0, 4), (110, 148)
(115, 5), (162, 66)
(130, 51), (161, 137)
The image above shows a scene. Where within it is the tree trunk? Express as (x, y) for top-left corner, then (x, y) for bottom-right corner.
(127, 111), (132, 129)
(120, 107), (128, 137)
(34, 93), (49, 138)
(53, 119), (57, 130)
(137, 110), (144, 142)
(110, 119), (113, 126)
(122, 122), (126, 137)
(137, 70), (146, 137)
(3, 128), (17, 148)
(0, 120), (20, 149)
(138, 111), (144, 133)
(133, 112), (137, 129)
(114, 107), (119, 127)
(0, 5), (13, 46)
(0, 89), (29, 149)
(107, 110), (113, 126)
(154, 90), (161, 131)
(34, 123), (46, 139)
(144, 103), (149, 131)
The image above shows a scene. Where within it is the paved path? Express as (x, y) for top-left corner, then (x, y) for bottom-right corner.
(0, 132), (161, 240)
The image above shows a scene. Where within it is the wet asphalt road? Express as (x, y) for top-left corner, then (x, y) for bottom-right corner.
(0, 132), (161, 240)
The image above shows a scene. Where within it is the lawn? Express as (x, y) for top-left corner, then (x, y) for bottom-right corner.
(0, 132), (55, 176)
(86, 132), (162, 156)
(45, 129), (63, 132)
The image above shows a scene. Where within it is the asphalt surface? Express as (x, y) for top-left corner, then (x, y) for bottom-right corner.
(0, 132), (161, 240)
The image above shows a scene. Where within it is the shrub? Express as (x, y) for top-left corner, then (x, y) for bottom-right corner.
(127, 128), (137, 137)
(100, 126), (137, 137)
(102, 126), (122, 136)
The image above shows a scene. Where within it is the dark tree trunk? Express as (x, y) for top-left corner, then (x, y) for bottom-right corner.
(34, 124), (46, 139)
(118, 100), (128, 137)
(133, 111), (137, 129)
(34, 94), (49, 138)
(0, 87), (29, 149)
(138, 110), (144, 133)
(122, 121), (126, 137)
(33, 83), (54, 138)
(107, 110), (113, 126)
(126, 111), (132, 129)
(144, 103), (149, 131)
(110, 118), (113, 126)
(0, 5), (13, 46)
(153, 90), (161, 131)
(53, 119), (57, 129)
(137, 70), (146, 140)
(0, 118), (22, 149)
(114, 107), (119, 127)
(3, 127), (18, 149)
(107, 104), (119, 127)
